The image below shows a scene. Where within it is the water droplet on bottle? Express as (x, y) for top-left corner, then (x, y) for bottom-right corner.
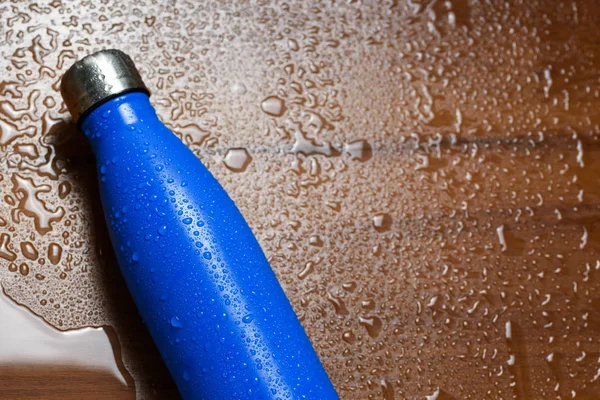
(170, 316), (183, 329)
(182, 217), (193, 225)
(242, 314), (254, 323)
(158, 225), (168, 236)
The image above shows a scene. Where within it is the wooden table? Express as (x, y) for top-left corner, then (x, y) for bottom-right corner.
(1, 1), (600, 399)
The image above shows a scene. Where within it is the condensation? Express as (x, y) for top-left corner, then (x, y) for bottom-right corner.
(1, 1), (600, 399)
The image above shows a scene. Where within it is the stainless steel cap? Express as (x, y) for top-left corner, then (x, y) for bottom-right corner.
(60, 49), (149, 124)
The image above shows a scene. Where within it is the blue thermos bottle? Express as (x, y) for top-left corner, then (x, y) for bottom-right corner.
(60, 50), (338, 400)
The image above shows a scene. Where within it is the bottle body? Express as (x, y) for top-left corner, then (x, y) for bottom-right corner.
(81, 92), (338, 400)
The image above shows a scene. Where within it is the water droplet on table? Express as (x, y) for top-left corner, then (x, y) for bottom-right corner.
(223, 148), (252, 172)
(372, 213), (392, 232)
(260, 96), (286, 117)
(344, 140), (372, 162)
(230, 82), (247, 95)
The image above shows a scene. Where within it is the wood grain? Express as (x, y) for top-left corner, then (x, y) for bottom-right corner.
(0, 367), (135, 400)
(1, 1), (600, 399)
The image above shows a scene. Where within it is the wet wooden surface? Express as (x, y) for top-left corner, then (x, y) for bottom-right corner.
(0, 367), (136, 400)
(2, 1), (600, 399)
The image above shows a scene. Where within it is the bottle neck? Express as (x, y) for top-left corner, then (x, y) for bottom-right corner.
(79, 91), (158, 154)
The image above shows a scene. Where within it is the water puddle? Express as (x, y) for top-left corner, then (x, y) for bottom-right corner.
(0, 288), (134, 399)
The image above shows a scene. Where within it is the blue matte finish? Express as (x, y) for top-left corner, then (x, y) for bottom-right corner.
(80, 92), (338, 400)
